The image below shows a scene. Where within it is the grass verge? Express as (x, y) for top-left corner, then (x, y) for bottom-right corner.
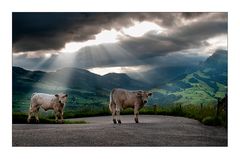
(12, 112), (87, 124)
(13, 104), (227, 127)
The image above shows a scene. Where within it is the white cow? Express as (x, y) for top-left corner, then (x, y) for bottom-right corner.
(109, 88), (152, 124)
(27, 93), (68, 123)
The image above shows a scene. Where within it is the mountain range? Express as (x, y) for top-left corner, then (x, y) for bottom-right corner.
(13, 65), (149, 95)
(150, 50), (227, 105)
(13, 49), (227, 107)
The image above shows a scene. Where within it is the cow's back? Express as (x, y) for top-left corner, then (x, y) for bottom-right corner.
(31, 93), (55, 110)
(112, 88), (138, 108)
(112, 89), (127, 101)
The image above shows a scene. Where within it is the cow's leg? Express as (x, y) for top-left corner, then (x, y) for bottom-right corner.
(27, 108), (34, 123)
(28, 104), (39, 123)
(109, 102), (117, 124)
(54, 110), (59, 123)
(33, 107), (40, 123)
(116, 106), (121, 124)
(35, 112), (39, 123)
(134, 107), (139, 123)
(60, 111), (64, 124)
(112, 108), (117, 124)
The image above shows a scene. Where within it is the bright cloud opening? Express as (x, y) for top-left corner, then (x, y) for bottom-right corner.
(88, 65), (152, 76)
(60, 21), (164, 53)
(203, 34), (228, 55)
(121, 21), (163, 37)
(44, 53), (52, 58)
(60, 29), (120, 53)
(207, 34), (227, 50)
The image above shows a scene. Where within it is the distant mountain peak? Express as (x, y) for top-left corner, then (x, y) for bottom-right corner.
(56, 67), (102, 77)
(57, 67), (89, 72)
(213, 49), (227, 55)
(207, 49), (227, 61)
(104, 72), (129, 78)
(202, 49), (227, 69)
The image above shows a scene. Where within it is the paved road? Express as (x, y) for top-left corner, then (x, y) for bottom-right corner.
(12, 115), (227, 146)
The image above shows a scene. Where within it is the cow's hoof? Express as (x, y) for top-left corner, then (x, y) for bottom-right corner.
(27, 119), (30, 124)
(113, 119), (117, 124)
(135, 118), (139, 123)
(117, 120), (121, 124)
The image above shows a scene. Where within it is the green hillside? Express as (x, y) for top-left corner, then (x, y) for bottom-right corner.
(155, 71), (226, 105)
(12, 50), (228, 114)
(150, 50), (227, 106)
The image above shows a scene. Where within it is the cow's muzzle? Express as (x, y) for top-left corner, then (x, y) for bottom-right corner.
(143, 100), (147, 104)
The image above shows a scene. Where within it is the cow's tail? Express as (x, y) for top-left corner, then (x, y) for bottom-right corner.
(29, 93), (36, 109)
(27, 93), (36, 123)
(109, 89), (115, 113)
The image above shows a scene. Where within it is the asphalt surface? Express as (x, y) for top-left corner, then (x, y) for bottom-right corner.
(12, 115), (227, 146)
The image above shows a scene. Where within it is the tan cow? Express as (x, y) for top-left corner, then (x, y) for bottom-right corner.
(27, 93), (68, 123)
(109, 88), (152, 124)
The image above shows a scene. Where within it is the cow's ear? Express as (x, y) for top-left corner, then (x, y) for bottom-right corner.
(55, 94), (59, 98)
(148, 92), (152, 96)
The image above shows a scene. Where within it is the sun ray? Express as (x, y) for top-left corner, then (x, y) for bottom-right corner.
(60, 21), (165, 54)
(13, 19), (168, 95)
(60, 29), (120, 53)
(81, 43), (154, 83)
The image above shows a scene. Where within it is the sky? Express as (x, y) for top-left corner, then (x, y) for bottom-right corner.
(12, 12), (227, 75)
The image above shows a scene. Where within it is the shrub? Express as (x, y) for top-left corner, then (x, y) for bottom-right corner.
(202, 116), (223, 126)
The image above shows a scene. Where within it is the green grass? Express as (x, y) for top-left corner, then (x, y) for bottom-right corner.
(12, 112), (87, 124)
(139, 104), (226, 127)
(13, 104), (227, 127)
(149, 104), (226, 127)
(149, 69), (227, 106)
(13, 103), (227, 127)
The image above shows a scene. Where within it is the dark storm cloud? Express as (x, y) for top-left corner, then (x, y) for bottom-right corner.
(12, 13), (104, 52)
(12, 12), (199, 53)
(13, 12), (227, 72)
(118, 19), (227, 60)
(13, 12), (227, 53)
(72, 13), (227, 68)
(181, 12), (207, 19)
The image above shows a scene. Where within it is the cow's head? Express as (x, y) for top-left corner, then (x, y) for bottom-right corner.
(55, 93), (68, 104)
(137, 91), (152, 105)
